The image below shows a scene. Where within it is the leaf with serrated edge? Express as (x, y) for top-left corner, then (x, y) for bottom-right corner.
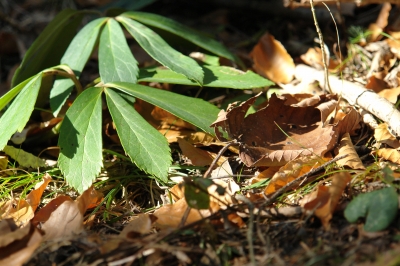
(107, 82), (219, 135)
(138, 65), (273, 89)
(105, 89), (170, 181)
(116, 16), (203, 85)
(0, 74), (42, 150)
(99, 19), (138, 84)
(121, 11), (236, 62)
(58, 87), (103, 193)
(51, 18), (107, 116)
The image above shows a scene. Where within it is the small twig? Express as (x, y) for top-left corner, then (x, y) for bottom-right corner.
(310, 0), (332, 93)
(263, 154), (348, 206)
(203, 141), (236, 178)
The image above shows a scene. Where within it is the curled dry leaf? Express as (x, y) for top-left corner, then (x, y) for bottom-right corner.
(0, 219), (42, 266)
(120, 213), (157, 238)
(375, 148), (400, 164)
(374, 123), (400, 149)
(177, 138), (214, 166)
(31, 186), (102, 241)
(26, 173), (52, 212)
(300, 172), (351, 229)
(335, 133), (365, 169)
(153, 198), (204, 229)
(211, 93), (339, 167)
(250, 32), (295, 84)
(264, 156), (324, 195)
(0, 199), (34, 227)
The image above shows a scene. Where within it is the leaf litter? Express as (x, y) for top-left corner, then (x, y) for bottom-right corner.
(3, 1), (400, 265)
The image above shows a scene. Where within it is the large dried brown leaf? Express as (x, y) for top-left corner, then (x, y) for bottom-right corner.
(250, 32), (295, 84)
(211, 93), (338, 167)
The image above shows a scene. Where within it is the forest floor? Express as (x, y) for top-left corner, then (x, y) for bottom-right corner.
(2, 0), (400, 265)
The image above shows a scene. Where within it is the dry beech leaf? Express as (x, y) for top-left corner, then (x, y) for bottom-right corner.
(177, 138), (214, 166)
(178, 137), (228, 166)
(0, 219), (43, 266)
(153, 198), (203, 229)
(264, 156), (324, 195)
(375, 148), (400, 164)
(120, 213), (157, 238)
(335, 133), (365, 169)
(374, 123), (400, 148)
(26, 173), (52, 212)
(300, 172), (351, 229)
(32, 196), (83, 241)
(300, 47), (340, 72)
(365, 73), (388, 92)
(211, 93), (339, 167)
(0, 199), (34, 227)
(250, 32), (295, 84)
(333, 108), (362, 137)
(31, 187), (101, 241)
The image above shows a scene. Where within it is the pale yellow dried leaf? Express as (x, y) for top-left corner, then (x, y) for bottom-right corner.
(376, 148), (400, 164)
(374, 123), (400, 148)
(0, 199), (34, 227)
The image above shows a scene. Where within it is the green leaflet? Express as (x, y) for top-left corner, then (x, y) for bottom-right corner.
(99, 19), (139, 84)
(12, 9), (87, 87)
(0, 76), (34, 111)
(51, 17), (107, 116)
(0, 74), (42, 150)
(138, 65), (274, 89)
(121, 11), (237, 63)
(344, 186), (398, 232)
(3, 145), (45, 168)
(116, 16), (204, 85)
(58, 87), (103, 193)
(105, 88), (171, 182)
(107, 82), (220, 136)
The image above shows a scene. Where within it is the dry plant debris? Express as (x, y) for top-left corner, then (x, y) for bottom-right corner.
(3, 1), (400, 265)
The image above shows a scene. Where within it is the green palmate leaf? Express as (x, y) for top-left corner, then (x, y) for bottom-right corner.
(12, 9), (87, 87)
(116, 16), (204, 85)
(138, 65), (274, 89)
(51, 17), (107, 116)
(3, 145), (45, 168)
(0, 74), (42, 150)
(99, 19), (139, 84)
(107, 82), (220, 135)
(105, 88), (170, 182)
(344, 187), (398, 232)
(58, 87), (103, 193)
(0, 76), (35, 111)
(121, 11), (237, 63)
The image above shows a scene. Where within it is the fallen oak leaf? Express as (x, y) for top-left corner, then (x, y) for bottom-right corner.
(335, 133), (365, 169)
